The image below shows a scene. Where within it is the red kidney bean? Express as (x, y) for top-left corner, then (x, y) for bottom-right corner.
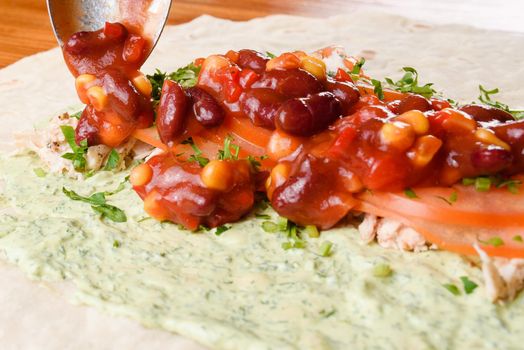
(237, 49), (269, 73)
(187, 87), (225, 127)
(492, 120), (524, 173)
(276, 92), (342, 136)
(252, 68), (323, 98)
(75, 107), (100, 145)
(460, 104), (514, 123)
(324, 77), (360, 114)
(396, 94), (432, 114)
(239, 88), (285, 129)
(157, 80), (188, 144)
(471, 147), (512, 173)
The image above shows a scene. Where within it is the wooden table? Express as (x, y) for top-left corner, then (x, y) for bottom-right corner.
(1, 0), (522, 68)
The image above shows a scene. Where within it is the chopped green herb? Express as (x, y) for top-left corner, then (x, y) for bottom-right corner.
(373, 263), (393, 278)
(266, 51), (277, 59)
(33, 168), (47, 178)
(351, 58), (366, 75)
(497, 179), (521, 194)
(60, 125), (88, 171)
(443, 283), (461, 296)
(436, 191), (458, 205)
(247, 155), (268, 171)
(475, 177), (491, 192)
(460, 276), (478, 294)
(197, 225), (211, 232)
(478, 85), (524, 120)
(479, 236), (504, 247)
(147, 63), (201, 103)
(104, 149), (120, 171)
(513, 235), (523, 243)
(462, 177), (476, 186)
(113, 240), (121, 248)
(371, 79), (384, 100)
(319, 241), (333, 257)
(303, 225), (320, 238)
(255, 213), (272, 220)
(62, 187), (127, 223)
(404, 188), (418, 199)
(262, 221), (279, 233)
(385, 67), (436, 98)
(215, 225), (231, 236)
(217, 135), (240, 161)
(70, 110), (82, 119)
(182, 137), (210, 167)
(319, 309), (336, 318)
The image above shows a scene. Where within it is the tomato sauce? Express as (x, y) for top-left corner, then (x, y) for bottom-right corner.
(63, 24), (524, 231)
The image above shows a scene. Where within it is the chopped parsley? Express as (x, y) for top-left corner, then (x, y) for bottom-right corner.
(266, 51), (277, 59)
(104, 149), (120, 171)
(319, 241), (333, 257)
(479, 236), (505, 247)
(350, 57), (366, 81)
(385, 67), (436, 98)
(33, 168), (47, 178)
(261, 217), (307, 250)
(215, 225), (231, 236)
(443, 283), (461, 296)
(373, 263), (393, 278)
(62, 187), (127, 222)
(404, 188), (418, 199)
(60, 125), (88, 171)
(182, 137), (210, 167)
(460, 276), (478, 294)
(70, 110), (82, 120)
(217, 135), (240, 161)
(147, 63), (201, 102)
(371, 79), (384, 100)
(513, 235), (523, 243)
(478, 85), (524, 120)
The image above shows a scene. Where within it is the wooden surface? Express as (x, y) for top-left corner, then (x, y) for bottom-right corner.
(0, 0), (522, 68)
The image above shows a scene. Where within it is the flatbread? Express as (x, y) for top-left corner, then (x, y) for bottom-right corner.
(0, 11), (523, 350)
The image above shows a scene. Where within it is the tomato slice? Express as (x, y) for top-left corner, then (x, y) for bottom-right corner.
(356, 201), (524, 258)
(358, 185), (524, 228)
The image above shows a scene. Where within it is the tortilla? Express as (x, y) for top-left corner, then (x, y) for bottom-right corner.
(0, 11), (523, 350)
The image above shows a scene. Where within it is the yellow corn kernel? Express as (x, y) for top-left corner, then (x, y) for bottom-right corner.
(474, 128), (511, 151)
(87, 86), (108, 111)
(408, 135), (443, 167)
(441, 108), (476, 132)
(267, 130), (302, 161)
(300, 55), (327, 80)
(75, 74), (96, 104)
(131, 73), (153, 97)
(395, 110), (429, 135)
(130, 163), (153, 187)
(380, 121), (415, 151)
(200, 160), (234, 192)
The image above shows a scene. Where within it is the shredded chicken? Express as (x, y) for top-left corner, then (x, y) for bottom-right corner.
(358, 214), (429, 252)
(17, 113), (154, 177)
(475, 245), (524, 302)
(360, 214), (524, 302)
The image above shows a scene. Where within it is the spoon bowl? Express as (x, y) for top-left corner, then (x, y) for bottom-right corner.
(47, 0), (172, 56)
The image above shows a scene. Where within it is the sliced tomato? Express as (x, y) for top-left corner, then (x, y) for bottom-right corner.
(356, 201), (524, 258)
(358, 185), (524, 228)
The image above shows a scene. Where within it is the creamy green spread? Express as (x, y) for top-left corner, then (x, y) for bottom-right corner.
(0, 152), (523, 349)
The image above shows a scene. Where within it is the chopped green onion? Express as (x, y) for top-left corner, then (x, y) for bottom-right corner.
(319, 241), (333, 257)
(513, 235), (523, 243)
(373, 263), (393, 277)
(404, 188), (418, 199)
(475, 177), (491, 192)
(33, 168), (47, 178)
(479, 236), (504, 247)
(262, 221), (279, 233)
(303, 225), (320, 238)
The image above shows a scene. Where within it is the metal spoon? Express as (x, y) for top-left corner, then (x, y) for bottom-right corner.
(47, 0), (172, 56)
